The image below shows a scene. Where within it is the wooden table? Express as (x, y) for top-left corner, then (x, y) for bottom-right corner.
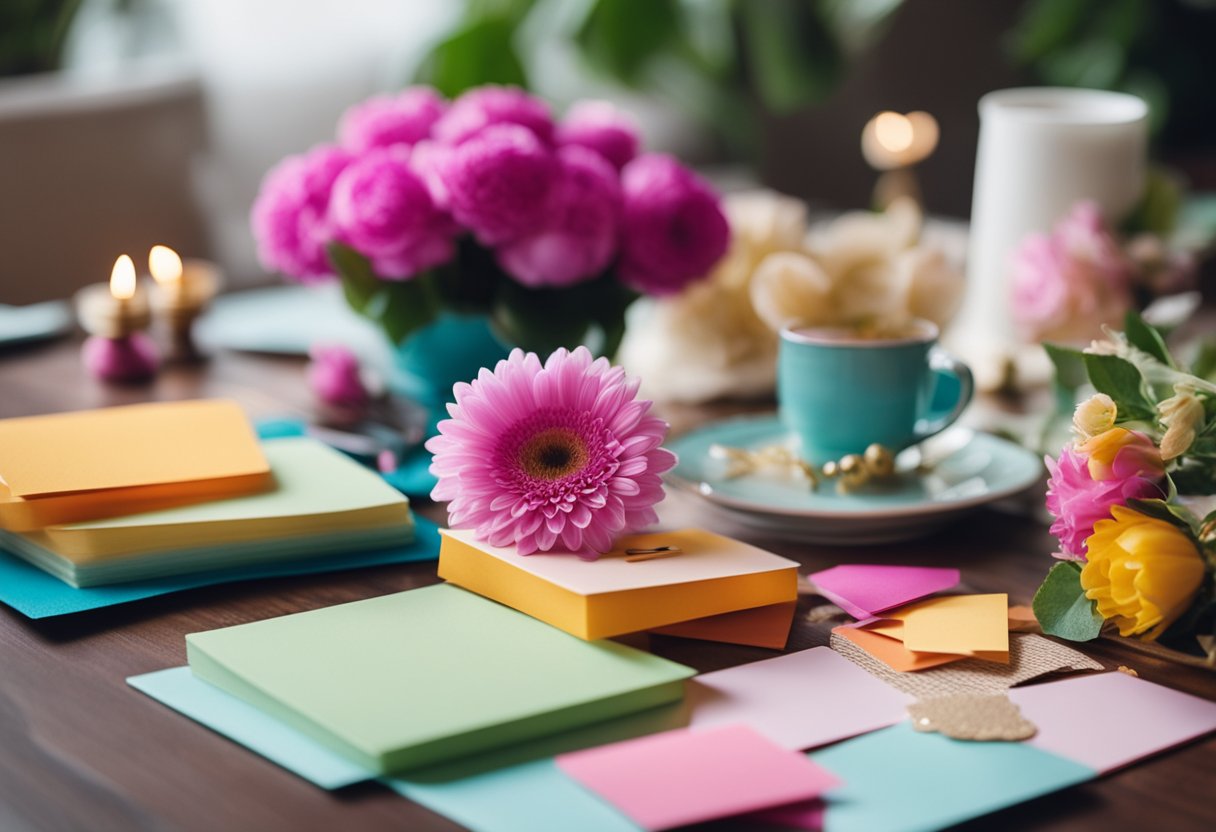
(1, 338), (1214, 832)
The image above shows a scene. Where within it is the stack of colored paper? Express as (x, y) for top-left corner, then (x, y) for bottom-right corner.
(0, 438), (414, 587)
(834, 594), (1011, 672)
(438, 527), (799, 640)
(0, 400), (271, 531)
(185, 583), (695, 773)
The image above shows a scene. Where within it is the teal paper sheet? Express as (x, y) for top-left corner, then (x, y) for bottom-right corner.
(809, 722), (1096, 832)
(127, 662), (1099, 832)
(129, 668), (370, 789)
(0, 517), (439, 619)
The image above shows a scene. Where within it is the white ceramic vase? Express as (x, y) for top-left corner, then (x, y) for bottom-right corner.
(950, 87), (1149, 389)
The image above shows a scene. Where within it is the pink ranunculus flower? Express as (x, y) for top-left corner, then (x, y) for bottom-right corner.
(433, 85), (554, 146)
(337, 87), (447, 152)
(1010, 201), (1133, 344)
(556, 100), (639, 171)
(1044, 439), (1164, 562)
(328, 147), (456, 280)
(441, 124), (560, 245)
(308, 344), (369, 408)
(1076, 427), (1166, 482)
(497, 146), (621, 288)
(251, 144), (354, 283)
(427, 346), (676, 558)
(619, 154), (729, 296)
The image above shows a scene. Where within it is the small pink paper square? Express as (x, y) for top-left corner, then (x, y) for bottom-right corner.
(809, 564), (960, 619)
(555, 724), (841, 831)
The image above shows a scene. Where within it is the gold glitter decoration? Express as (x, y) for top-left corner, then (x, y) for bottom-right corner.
(710, 441), (898, 494)
(908, 693), (1037, 742)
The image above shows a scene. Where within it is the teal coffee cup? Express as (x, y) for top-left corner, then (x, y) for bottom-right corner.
(777, 321), (973, 465)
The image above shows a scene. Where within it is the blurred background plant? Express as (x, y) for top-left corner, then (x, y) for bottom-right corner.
(0, 0), (83, 76)
(414, 0), (907, 159)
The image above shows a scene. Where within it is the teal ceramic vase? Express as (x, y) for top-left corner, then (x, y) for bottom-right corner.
(388, 314), (510, 407)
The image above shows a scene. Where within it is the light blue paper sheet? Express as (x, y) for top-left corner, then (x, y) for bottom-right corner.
(0, 517), (439, 619)
(809, 722), (1096, 832)
(129, 667), (370, 789)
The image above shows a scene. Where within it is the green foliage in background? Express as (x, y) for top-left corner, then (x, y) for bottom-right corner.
(0, 0), (82, 76)
(1010, 0), (1216, 149)
(413, 0), (905, 157)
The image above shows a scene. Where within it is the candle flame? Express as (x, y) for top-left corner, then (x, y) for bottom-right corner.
(149, 245), (184, 286)
(110, 255), (137, 300)
(874, 111), (914, 154)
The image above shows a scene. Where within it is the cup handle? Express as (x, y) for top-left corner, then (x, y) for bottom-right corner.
(913, 348), (974, 442)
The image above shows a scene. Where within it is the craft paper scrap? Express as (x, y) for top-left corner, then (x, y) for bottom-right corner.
(128, 668), (370, 790)
(887, 593), (1010, 655)
(556, 724), (840, 831)
(686, 647), (911, 749)
(808, 565), (960, 619)
(1008, 672), (1216, 773)
(0, 516), (441, 619)
(808, 722), (1094, 832)
(439, 527), (798, 640)
(0, 400), (270, 530)
(831, 625), (967, 673)
(831, 631), (1103, 698)
(649, 601), (796, 649)
(186, 584), (694, 773)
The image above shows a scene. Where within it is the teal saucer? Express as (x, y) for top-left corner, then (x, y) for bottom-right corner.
(665, 415), (1043, 544)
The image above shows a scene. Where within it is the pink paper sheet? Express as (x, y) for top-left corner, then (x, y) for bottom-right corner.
(808, 564), (960, 619)
(687, 647), (911, 750)
(1008, 671), (1216, 773)
(555, 724), (840, 831)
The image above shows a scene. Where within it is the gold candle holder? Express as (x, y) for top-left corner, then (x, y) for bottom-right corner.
(148, 245), (222, 362)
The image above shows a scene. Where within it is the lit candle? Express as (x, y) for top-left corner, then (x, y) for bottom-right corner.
(148, 244), (222, 362)
(861, 110), (939, 209)
(74, 255), (159, 383)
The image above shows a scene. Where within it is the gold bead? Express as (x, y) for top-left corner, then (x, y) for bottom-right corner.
(864, 443), (895, 477)
(821, 460), (839, 478)
(839, 454), (863, 474)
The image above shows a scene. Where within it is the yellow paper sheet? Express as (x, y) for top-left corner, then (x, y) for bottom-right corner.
(0, 400), (270, 530)
(886, 594), (1010, 655)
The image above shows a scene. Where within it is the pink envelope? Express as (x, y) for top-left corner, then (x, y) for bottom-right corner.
(555, 724), (841, 831)
(1008, 672), (1216, 773)
(808, 564), (960, 619)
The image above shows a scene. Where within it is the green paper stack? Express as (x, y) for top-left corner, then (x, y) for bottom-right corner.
(186, 583), (695, 774)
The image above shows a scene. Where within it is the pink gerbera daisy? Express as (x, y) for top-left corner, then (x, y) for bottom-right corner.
(426, 347), (676, 558)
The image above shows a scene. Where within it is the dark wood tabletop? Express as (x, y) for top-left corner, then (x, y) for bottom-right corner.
(1, 336), (1214, 832)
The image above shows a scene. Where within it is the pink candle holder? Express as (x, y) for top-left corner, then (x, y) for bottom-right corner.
(81, 332), (160, 383)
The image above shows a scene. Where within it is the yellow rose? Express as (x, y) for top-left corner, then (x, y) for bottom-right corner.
(1081, 505), (1205, 640)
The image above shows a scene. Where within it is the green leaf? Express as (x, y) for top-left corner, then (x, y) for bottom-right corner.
(734, 0), (842, 113)
(1044, 342), (1089, 412)
(328, 243), (442, 345)
(1171, 463), (1216, 497)
(1191, 340), (1216, 382)
(1083, 353), (1155, 421)
(1123, 310), (1173, 368)
(1008, 0), (1095, 63)
(491, 272), (635, 357)
(574, 0), (682, 87)
(1032, 562), (1104, 642)
(414, 16), (529, 97)
(1126, 497), (1201, 535)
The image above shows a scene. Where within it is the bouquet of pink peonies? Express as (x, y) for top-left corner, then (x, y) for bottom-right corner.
(250, 85), (729, 358)
(1035, 312), (1216, 659)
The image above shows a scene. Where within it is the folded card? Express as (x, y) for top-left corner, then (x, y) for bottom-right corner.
(0, 400), (270, 530)
(186, 583), (694, 774)
(1, 438), (412, 586)
(438, 528), (798, 640)
(555, 724), (841, 831)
